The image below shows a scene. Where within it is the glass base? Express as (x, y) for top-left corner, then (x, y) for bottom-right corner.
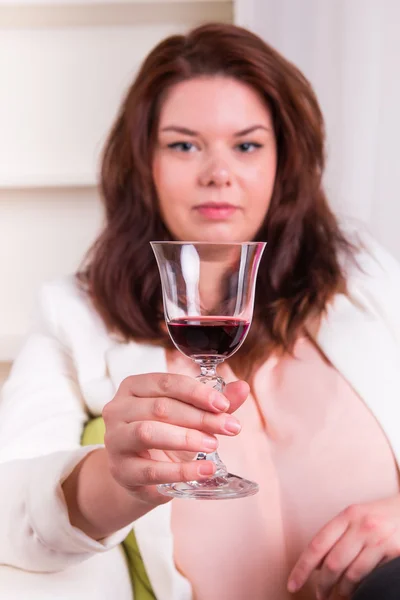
(157, 473), (259, 500)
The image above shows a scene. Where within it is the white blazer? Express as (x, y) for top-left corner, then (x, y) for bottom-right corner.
(1, 232), (400, 600)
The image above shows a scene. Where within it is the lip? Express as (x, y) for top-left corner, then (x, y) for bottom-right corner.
(194, 203), (239, 220)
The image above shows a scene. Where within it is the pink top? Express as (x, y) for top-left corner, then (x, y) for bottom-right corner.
(169, 338), (400, 600)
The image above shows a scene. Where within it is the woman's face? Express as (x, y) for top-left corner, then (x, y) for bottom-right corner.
(152, 76), (277, 242)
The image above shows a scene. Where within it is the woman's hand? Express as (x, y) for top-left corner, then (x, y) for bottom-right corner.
(102, 372), (249, 506)
(287, 495), (400, 599)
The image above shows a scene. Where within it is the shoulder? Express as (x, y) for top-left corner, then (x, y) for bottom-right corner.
(35, 274), (110, 347)
(39, 274), (90, 307)
(340, 222), (400, 324)
(343, 223), (400, 288)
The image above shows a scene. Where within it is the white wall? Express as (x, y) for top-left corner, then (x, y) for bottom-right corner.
(0, 0), (233, 363)
(234, 0), (400, 260)
(0, 1), (232, 187)
(0, 187), (104, 360)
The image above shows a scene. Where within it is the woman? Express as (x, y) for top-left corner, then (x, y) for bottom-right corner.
(1, 21), (400, 600)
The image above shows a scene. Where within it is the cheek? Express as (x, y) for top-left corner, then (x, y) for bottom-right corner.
(243, 161), (276, 212)
(153, 156), (193, 212)
(152, 156), (195, 239)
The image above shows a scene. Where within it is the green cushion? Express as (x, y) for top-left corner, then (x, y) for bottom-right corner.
(81, 417), (156, 599)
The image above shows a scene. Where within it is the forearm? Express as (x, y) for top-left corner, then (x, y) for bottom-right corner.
(62, 448), (156, 540)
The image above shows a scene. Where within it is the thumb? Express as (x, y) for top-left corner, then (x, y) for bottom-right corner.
(224, 380), (250, 414)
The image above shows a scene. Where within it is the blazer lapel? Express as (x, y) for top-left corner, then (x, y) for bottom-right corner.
(106, 341), (168, 385)
(105, 341), (192, 600)
(316, 291), (400, 463)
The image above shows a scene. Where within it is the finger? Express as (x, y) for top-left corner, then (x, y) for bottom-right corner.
(115, 455), (216, 488)
(224, 380), (250, 414)
(315, 525), (364, 600)
(337, 516), (398, 597)
(118, 373), (231, 413)
(118, 421), (219, 454)
(338, 545), (387, 598)
(112, 395), (242, 437)
(114, 396), (241, 435)
(288, 514), (348, 593)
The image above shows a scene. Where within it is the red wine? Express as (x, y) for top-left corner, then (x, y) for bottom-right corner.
(167, 317), (250, 359)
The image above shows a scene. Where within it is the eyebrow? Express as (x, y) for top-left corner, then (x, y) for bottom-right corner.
(160, 125), (270, 136)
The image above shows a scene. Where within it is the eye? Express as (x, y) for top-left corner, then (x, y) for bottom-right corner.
(167, 142), (196, 152)
(236, 142), (263, 153)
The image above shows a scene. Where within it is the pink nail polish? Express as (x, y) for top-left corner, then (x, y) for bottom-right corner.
(210, 393), (229, 412)
(202, 436), (218, 451)
(198, 462), (215, 476)
(224, 417), (241, 435)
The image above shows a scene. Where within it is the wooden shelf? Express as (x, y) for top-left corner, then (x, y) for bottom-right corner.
(0, 1), (232, 28)
(0, 4), (233, 188)
(0, 176), (97, 190)
(0, 0), (228, 4)
(0, 0), (233, 187)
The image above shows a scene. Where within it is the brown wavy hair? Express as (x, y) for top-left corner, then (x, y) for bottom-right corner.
(78, 22), (355, 381)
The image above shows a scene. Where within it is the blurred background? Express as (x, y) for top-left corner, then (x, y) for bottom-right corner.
(1, 0), (399, 383)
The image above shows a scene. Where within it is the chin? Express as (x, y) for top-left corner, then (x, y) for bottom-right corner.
(187, 227), (250, 244)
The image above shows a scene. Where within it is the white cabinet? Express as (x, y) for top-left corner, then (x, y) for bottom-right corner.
(0, 1), (232, 188)
(0, 0), (233, 360)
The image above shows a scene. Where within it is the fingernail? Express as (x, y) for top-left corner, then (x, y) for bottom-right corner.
(223, 417), (241, 435)
(198, 462), (215, 476)
(202, 436), (218, 451)
(287, 580), (298, 593)
(210, 392), (229, 412)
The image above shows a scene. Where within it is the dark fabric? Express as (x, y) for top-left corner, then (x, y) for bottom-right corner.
(352, 557), (400, 600)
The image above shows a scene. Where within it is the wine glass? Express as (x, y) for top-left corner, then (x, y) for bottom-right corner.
(151, 241), (266, 499)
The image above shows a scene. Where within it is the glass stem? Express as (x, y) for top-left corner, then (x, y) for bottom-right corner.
(195, 360), (228, 478)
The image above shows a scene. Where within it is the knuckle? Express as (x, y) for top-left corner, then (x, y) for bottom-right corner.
(344, 504), (362, 521)
(293, 562), (308, 580)
(177, 462), (191, 483)
(343, 569), (361, 585)
(142, 464), (159, 484)
(108, 459), (122, 482)
(309, 536), (325, 554)
(199, 410), (210, 431)
(119, 375), (136, 394)
(152, 398), (169, 420)
(199, 410), (221, 432)
(108, 458), (142, 492)
(102, 400), (114, 422)
(184, 428), (197, 450)
(185, 377), (203, 405)
(324, 556), (340, 574)
(190, 379), (202, 400)
(157, 374), (172, 394)
(361, 514), (382, 533)
(135, 422), (154, 446)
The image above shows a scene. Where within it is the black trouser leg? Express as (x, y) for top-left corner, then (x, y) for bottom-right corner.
(352, 557), (400, 599)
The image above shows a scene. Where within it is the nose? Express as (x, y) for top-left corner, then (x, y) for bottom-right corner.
(198, 159), (232, 188)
